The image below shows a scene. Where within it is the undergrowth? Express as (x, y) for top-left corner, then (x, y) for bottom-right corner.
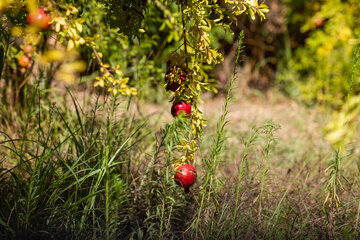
(1, 42), (360, 240)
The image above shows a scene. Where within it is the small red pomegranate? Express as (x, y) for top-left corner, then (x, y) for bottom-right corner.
(18, 55), (30, 68)
(165, 67), (186, 91)
(171, 102), (191, 117)
(27, 8), (51, 30)
(23, 45), (34, 55)
(315, 18), (324, 27)
(174, 164), (197, 193)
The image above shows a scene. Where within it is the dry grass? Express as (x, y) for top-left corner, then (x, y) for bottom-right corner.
(1, 84), (360, 239)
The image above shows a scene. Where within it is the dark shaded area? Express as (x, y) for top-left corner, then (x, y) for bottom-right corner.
(215, 0), (316, 92)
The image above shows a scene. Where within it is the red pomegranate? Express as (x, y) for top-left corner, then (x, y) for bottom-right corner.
(165, 68), (186, 91)
(18, 55), (30, 68)
(23, 45), (34, 55)
(27, 8), (51, 30)
(174, 164), (197, 193)
(171, 102), (191, 117)
(315, 18), (324, 27)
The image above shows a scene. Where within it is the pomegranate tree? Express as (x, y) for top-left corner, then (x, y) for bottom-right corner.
(162, 0), (268, 194)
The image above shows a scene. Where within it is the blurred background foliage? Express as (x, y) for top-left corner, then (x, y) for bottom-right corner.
(279, 0), (360, 108)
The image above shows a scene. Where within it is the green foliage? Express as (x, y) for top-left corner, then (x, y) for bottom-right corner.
(277, 0), (360, 148)
(99, 0), (148, 37)
(281, 0), (360, 108)
(325, 96), (360, 148)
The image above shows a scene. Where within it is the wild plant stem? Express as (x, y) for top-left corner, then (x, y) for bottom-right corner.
(258, 128), (275, 221)
(181, 3), (188, 67)
(159, 163), (170, 238)
(195, 31), (245, 231)
(232, 133), (257, 229)
(105, 144), (110, 240)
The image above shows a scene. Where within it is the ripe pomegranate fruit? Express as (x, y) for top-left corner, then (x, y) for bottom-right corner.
(171, 102), (191, 117)
(18, 55), (30, 68)
(174, 164), (197, 193)
(27, 8), (51, 30)
(165, 67), (186, 91)
(23, 45), (34, 55)
(315, 18), (324, 27)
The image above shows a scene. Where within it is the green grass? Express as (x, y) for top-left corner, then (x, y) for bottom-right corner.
(1, 50), (360, 240)
(1, 88), (360, 240)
